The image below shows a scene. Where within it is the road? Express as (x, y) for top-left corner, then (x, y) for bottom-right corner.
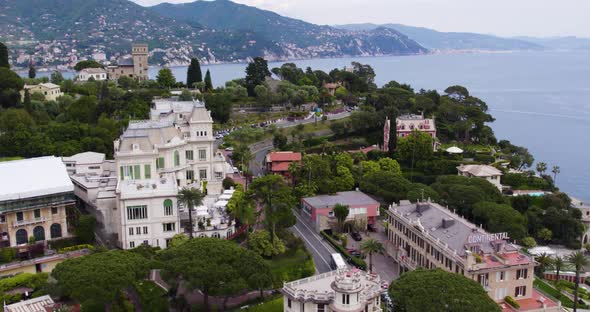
(291, 210), (338, 274)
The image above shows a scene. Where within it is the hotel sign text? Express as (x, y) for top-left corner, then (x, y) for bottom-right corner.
(467, 232), (509, 244)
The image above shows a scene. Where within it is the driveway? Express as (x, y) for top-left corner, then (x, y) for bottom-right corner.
(347, 225), (399, 283)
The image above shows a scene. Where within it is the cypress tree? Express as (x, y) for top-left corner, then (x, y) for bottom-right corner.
(204, 69), (213, 92)
(28, 62), (36, 79)
(186, 58), (202, 88)
(0, 42), (9, 68)
(23, 89), (32, 113)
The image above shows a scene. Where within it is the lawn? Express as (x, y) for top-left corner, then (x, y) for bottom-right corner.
(0, 157), (23, 162)
(265, 248), (315, 288)
(244, 297), (283, 312)
(534, 278), (588, 309)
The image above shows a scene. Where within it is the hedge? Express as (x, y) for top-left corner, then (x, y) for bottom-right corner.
(504, 296), (520, 309)
(533, 278), (588, 309)
(0, 273), (49, 304)
(58, 244), (94, 254)
(320, 231), (367, 270)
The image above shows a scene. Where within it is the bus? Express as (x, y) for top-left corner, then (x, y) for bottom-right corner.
(331, 253), (347, 270)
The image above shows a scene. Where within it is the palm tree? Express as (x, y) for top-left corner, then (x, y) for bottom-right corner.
(536, 162), (547, 176)
(567, 251), (590, 312)
(554, 255), (564, 282)
(333, 204), (349, 233)
(360, 238), (385, 273)
(552, 165), (561, 183)
(535, 253), (552, 277)
(177, 187), (205, 239)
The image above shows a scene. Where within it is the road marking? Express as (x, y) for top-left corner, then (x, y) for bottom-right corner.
(292, 225), (331, 270)
(293, 211), (336, 252)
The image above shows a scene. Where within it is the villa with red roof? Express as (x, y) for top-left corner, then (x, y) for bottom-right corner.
(265, 151), (302, 177)
(386, 200), (561, 312)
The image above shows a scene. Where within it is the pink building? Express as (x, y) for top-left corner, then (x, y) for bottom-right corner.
(396, 114), (436, 138)
(301, 191), (380, 229)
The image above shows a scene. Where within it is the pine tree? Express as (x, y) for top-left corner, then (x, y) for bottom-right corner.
(23, 89), (32, 112)
(28, 62), (36, 79)
(186, 58), (202, 88)
(0, 42), (9, 68)
(204, 69), (213, 92)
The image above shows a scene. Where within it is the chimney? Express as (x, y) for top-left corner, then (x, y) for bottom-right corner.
(416, 202), (430, 214)
(442, 218), (455, 229)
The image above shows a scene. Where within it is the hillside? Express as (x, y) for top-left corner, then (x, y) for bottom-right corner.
(0, 0), (427, 68)
(335, 23), (543, 51)
(515, 36), (590, 51)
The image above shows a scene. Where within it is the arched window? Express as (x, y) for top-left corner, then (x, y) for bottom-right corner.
(16, 229), (28, 245)
(164, 199), (173, 216)
(174, 150), (180, 166)
(227, 230), (233, 238)
(212, 232), (220, 239)
(50, 223), (62, 239)
(33, 226), (45, 241)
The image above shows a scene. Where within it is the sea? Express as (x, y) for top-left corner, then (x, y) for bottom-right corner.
(34, 51), (590, 201)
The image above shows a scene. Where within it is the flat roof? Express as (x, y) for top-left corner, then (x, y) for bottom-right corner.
(0, 156), (74, 202)
(62, 151), (105, 165)
(303, 191), (379, 208)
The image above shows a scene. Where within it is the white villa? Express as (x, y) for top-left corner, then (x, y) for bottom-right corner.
(282, 268), (385, 312)
(78, 68), (108, 81)
(457, 164), (503, 191)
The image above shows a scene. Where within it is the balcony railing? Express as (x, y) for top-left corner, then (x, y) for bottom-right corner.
(13, 217), (47, 228)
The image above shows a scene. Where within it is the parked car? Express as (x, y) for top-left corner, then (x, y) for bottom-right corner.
(351, 231), (362, 241)
(225, 147), (234, 151)
(232, 166), (240, 174)
(367, 223), (376, 232)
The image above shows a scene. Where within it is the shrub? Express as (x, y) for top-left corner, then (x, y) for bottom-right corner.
(320, 231), (367, 270)
(521, 237), (537, 248)
(222, 177), (235, 190)
(0, 273), (49, 304)
(134, 280), (168, 312)
(58, 244), (95, 253)
(48, 237), (79, 250)
(0, 247), (17, 263)
(504, 296), (520, 309)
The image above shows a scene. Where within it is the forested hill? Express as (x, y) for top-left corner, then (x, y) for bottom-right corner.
(335, 23), (544, 52)
(0, 0), (427, 67)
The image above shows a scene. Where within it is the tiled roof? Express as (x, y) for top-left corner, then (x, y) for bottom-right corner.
(268, 151), (302, 162)
(271, 162), (291, 172)
(457, 164), (503, 177)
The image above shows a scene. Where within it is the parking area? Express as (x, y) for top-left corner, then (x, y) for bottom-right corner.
(347, 225), (399, 283)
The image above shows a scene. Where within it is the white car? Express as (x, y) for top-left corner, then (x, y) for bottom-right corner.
(232, 166), (240, 174)
(225, 147), (234, 151)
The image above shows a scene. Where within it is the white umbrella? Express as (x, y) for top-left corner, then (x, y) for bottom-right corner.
(446, 146), (464, 154)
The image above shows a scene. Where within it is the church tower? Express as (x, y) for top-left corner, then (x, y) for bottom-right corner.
(132, 43), (148, 81)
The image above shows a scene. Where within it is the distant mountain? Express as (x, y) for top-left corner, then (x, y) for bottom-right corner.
(0, 0), (427, 68)
(514, 36), (590, 51)
(150, 0), (427, 59)
(335, 23), (543, 52)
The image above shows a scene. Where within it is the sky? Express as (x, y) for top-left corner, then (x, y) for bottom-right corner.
(131, 0), (590, 38)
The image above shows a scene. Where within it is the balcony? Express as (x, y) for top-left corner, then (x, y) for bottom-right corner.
(13, 217), (47, 228)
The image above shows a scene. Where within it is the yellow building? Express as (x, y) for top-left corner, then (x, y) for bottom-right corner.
(0, 157), (74, 247)
(21, 83), (63, 101)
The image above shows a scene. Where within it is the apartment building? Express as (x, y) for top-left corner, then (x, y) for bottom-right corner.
(0, 157), (74, 247)
(385, 200), (560, 311)
(282, 268), (385, 312)
(114, 98), (228, 195)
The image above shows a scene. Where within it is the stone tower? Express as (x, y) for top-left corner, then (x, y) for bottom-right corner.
(132, 43), (148, 81)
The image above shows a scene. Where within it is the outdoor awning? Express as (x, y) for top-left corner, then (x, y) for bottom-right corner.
(446, 146), (464, 154)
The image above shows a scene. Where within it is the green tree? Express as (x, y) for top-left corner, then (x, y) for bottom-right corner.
(50, 71), (64, 84)
(186, 58), (203, 88)
(534, 253), (552, 277)
(552, 165), (561, 183)
(333, 204), (349, 232)
(360, 238), (384, 273)
(472, 201), (527, 240)
(160, 238), (272, 311)
(169, 233), (189, 248)
(52, 250), (150, 306)
(0, 41), (9, 68)
(389, 269), (501, 312)
(521, 236), (536, 248)
(178, 89), (193, 101)
(74, 60), (104, 71)
(272, 131), (288, 150)
(248, 175), (296, 240)
(554, 255), (564, 281)
(536, 162), (547, 176)
(397, 130), (433, 167)
(177, 187), (205, 239)
(227, 188), (255, 241)
(75, 215), (97, 244)
(204, 69), (213, 92)
(249, 229), (286, 257)
(28, 63), (36, 79)
(204, 92), (232, 123)
(536, 228), (553, 242)
(156, 68), (176, 89)
(0, 67), (24, 108)
(245, 57), (271, 96)
(567, 251), (590, 312)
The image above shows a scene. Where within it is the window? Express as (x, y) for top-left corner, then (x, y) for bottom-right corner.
(130, 241), (135, 248)
(174, 150), (180, 166)
(515, 286), (526, 297)
(163, 223), (176, 232)
(317, 304), (325, 312)
(186, 170), (194, 181)
(33, 226), (45, 241)
(34, 209), (41, 219)
(16, 229), (28, 245)
(341, 294), (350, 305)
(134, 165), (140, 179)
(143, 226), (148, 234)
(143, 240), (149, 245)
(215, 171), (223, 179)
(164, 199), (173, 216)
(120, 165), (137, 180)
(516, 269), (528, 280)
(287, 298), (291, 308)
(156, 157), (165, 169)
(129, 227), (134, 235)
(51, 207), (58, 215)
(127, 205), (148, 220)
(136, 227), (141, 235)
(199, 169), (207, 180)
(16, 212), (23, 222)
(50, 223), (62, 238)
(497, 271), (505, 282)
(186, 150), (194, 160)
(199, 149), (206, 161)
(144, 164), (151, 179)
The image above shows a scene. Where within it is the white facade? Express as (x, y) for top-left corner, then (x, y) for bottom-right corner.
(457, 164), (503, 191)
(117, 176), (179, 249)
(78, 68), (108, 81)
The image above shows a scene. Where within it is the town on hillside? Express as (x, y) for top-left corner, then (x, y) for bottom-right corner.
(0, 40), (588, 312)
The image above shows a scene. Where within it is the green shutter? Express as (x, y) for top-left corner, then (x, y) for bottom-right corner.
(134, 165), (140, 179)
(144, 164), (151, 179)
(120, 167), (124, 180)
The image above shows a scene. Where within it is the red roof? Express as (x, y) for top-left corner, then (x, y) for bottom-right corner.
(268, 152), (302, 162)
(272, 162), (291, 172)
